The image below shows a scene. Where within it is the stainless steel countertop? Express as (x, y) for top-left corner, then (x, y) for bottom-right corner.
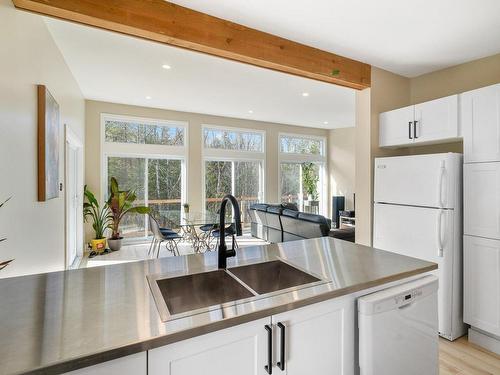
(0, 238), (437, 375)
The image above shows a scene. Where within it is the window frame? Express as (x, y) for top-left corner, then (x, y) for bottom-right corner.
(201, 124), (266, 215)
(100, 113), (189, 242)
(278, 132), (327, 215)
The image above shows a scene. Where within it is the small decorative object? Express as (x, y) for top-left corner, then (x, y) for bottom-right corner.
(107, 177), (149, 252)
(83, 185), (111, 253)
(0, 197), (13, 271)
(183, 203), (190, 213)
(37, 85), (60, 201)
(331, 69), (340, 76)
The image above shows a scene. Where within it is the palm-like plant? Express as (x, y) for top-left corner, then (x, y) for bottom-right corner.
(0, 197), (13, 270)
(83, 186), (111, 240)
(107, 177), (150, 240)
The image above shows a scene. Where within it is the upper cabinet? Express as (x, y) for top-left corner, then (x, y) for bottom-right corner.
(462, 83), (500, 163)
(379, 95), (459, 148)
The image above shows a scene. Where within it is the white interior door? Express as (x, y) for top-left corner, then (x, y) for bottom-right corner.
(65, 125), (83, 269)
(374, 153), (460, 208)
(373, 203), (454, 337)
(67, 145), (78, 266)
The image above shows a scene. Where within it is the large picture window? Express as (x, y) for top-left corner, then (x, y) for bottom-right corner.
(102, 114), (187, 239)
(202, 126), (265, 228)
(279, 134), (326, 214)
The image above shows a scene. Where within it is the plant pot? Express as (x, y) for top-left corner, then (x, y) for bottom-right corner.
(107, 237), (123, 252)
(91, 238), (107, 253)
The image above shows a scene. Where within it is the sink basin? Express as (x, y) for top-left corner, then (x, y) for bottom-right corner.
(153, 270), (255, 316)
(228, 260), (321, 295)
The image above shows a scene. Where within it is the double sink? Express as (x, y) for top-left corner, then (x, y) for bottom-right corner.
(148, 259), (327, 322)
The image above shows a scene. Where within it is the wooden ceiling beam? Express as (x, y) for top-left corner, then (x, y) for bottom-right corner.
(13, 0), (371, 89)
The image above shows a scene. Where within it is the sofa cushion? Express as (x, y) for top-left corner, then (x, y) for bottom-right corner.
(282, 209), (299, 218)
(251, 203), (269, 212)
(297, 212), (328, 224)
(281, 202), (298, 211)
(267, 206), (283, 214)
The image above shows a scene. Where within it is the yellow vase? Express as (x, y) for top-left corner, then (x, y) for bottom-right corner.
(91, 238), (107, 253)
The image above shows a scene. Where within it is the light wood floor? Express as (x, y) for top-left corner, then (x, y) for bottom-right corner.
(440, 336), (500, 375)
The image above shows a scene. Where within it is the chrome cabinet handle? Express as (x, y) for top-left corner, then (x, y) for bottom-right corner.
(408, 122), (413, 139)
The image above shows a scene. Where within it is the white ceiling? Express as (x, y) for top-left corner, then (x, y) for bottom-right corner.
(45, 19), (355, 129)
(170, 0), (500, 78)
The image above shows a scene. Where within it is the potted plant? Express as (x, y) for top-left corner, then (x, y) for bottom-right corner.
(302, 163), (319, 204)
(107, 177), (150, 251)
(0, 197), (13, 271)
(183, 203), (190, 213)
(83, 185), (111, 253)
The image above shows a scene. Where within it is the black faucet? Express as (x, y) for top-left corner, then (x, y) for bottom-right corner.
(218, 194), (242, 269)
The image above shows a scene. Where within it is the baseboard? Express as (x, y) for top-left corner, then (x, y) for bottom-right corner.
(468, 327), (500, 355)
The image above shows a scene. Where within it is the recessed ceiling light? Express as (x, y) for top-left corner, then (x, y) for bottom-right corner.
(323, 121), (329, 125)
(161, 64), (171, 70)
(248, 110), (254, 114)
(145, 96), (152, 100)
(302, 92), (310, 97)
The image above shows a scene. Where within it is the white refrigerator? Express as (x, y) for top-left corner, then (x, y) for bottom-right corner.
(373, 153), (466, 341)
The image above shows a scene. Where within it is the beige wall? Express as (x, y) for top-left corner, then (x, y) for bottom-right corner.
(328, 127), (355, 210)
(85, 100), (330, 239)
(0, 0), (85, 278)
(354, 67), (412, 245)
(411, 53), (500, 104)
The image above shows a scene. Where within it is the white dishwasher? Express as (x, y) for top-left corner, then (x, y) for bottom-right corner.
(358, 275), (439, 375)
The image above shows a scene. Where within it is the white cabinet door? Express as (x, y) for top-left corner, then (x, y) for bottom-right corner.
(414, 95), (458, 144)
(271, 296), (355, 375)
(379, 105), (414, 147)
(63, 352), (146, 375)
(464, 235), (500, 336)
(148, 318), (270, 375)
(462, 84), (500, 163)
(464, 162), (500, 240)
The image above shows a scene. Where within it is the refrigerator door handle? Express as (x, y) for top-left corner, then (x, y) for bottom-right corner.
(438, 160), (446, 208)
(437, 209), (444, 257)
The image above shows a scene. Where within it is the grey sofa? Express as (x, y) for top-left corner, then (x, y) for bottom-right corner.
(249, 203), (331, 243)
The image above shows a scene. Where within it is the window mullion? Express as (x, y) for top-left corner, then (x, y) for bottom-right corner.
(144, 158), (149, 238)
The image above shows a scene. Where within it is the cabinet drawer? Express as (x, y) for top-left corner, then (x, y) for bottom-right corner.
(464, 162), (500, 239)
(464, 235), (500, 336)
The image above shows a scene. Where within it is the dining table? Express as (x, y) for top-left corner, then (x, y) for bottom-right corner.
(158, 210), (221, 253)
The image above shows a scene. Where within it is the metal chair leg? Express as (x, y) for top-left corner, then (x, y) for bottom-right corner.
(156, 240), (163, 258)
(148, 237), (155, 256)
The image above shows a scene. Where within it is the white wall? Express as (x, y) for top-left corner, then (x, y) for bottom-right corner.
(328, 127), (355, 212)
(0, 0), (85, 278)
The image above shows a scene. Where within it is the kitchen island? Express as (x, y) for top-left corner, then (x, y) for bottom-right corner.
(0, 237), (436, 375)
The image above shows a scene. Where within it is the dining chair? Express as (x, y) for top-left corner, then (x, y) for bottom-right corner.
(148, 215), (183, 257)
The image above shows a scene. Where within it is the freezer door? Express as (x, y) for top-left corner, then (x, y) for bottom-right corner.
(374, 153), (461, 208)
(373, 203), (454, 337)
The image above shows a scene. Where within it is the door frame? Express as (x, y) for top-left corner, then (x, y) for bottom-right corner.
(65, 124), (84, 269)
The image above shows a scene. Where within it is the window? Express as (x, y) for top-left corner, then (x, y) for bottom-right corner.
(279, 134), (326, 214)
(202, 126), (265, 228)
(102, 114), (187, 239)
(280, 134), (325, 156)
(203, 127), (264, 152)
(104, 117), (184, 146)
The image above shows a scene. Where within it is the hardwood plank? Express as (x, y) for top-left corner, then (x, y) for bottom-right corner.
(12, 0), (371, 90)
(439, 337), (500, 375)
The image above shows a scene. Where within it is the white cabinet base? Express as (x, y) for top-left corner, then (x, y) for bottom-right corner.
(469, 327), (500, 355)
